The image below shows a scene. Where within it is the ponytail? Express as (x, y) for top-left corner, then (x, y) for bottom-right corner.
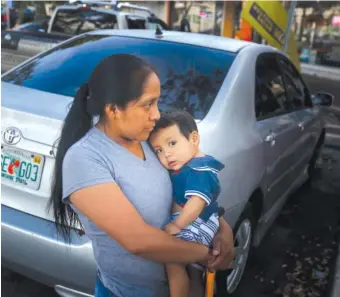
(48, 83), (92, 241)
(48, 54), (156, 241)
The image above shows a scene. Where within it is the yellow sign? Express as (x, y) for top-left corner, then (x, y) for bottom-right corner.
(241, 1), (300, 71)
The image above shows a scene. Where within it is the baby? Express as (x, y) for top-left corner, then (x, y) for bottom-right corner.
(149, 110), (225, 297)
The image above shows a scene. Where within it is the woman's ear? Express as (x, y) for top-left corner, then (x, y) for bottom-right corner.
(190, 131), (200, 146)
(105, 104), (117, 119)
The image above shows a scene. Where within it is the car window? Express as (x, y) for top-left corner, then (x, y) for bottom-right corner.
(255, 55), (292, 119)
(51, 9), (117, 35)
(2, 35), (236, 120)
(126, 15), (146, 29)
(147, 17), (169, 30)
(277, 56), (312, 109)
(15, 20), (48, 32)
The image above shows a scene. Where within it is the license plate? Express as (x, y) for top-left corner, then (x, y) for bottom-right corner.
(1, 146), (45, 190)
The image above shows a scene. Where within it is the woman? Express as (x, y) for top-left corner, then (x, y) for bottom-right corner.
(49, 54), (234, 297)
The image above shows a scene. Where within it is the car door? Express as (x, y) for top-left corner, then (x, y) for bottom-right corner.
(255, 54), (301, 213)
(277, 55), (317, 178)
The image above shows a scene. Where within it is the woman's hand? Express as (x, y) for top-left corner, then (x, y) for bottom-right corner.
(207, 218), (234, 272)
(164, 222), (182, 235)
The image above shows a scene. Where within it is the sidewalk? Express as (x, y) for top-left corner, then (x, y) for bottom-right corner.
(331, 245), (340, 297)
(326, 108), (340, 297)
(301, 63), (340, 81)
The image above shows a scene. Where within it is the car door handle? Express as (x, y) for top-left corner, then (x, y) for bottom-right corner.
(298, 122), (305, 131)
(264, 132), (276, 145)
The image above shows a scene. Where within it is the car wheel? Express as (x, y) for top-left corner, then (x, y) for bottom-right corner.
(215, 203), (255, 296)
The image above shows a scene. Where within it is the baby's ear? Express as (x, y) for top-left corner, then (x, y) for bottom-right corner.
(190, 131), (200, 145)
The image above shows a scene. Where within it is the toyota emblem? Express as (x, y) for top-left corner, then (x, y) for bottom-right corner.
(3, 127), (22, 145)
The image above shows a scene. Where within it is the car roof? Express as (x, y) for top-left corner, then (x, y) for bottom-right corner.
(87, 29), (256, 53)
(69, 0), (115, 6)
(55, 5), (133, 16)
(56, 3), (153, 17)
(56, 4), (122, 15)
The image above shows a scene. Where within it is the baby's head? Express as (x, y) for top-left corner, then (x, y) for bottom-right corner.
(149, 110), (200, 171)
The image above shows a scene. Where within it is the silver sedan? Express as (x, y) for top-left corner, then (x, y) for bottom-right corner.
(1, 30), (333, 297)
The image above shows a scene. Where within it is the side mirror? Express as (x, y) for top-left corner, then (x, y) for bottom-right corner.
(312, 92), (334, 107)
(38, 28), (46, 33)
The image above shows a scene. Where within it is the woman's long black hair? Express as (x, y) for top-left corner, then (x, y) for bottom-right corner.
(48, 54), (155, 241)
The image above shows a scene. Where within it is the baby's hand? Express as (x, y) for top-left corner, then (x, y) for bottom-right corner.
(164, 222), (182, 235)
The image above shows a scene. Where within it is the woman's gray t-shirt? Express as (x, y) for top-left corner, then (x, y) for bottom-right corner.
(62, 127), (172, 297)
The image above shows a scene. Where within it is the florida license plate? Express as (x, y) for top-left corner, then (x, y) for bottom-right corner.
(1, 146), (45, 190)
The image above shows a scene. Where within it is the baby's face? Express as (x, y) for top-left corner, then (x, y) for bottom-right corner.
(149, 124), (198, 171)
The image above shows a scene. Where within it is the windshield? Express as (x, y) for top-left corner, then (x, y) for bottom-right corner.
(2, 35), (236, 120)
(51, 9), (118, 35)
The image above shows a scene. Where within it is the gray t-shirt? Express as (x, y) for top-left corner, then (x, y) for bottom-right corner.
(62, 127), (172, 297)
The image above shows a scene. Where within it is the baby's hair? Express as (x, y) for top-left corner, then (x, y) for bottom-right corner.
(150, 110), (197, 140)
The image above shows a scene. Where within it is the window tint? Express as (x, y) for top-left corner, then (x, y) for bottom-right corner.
(16, 20), (48, 32)
(2, 35), (236, 120)
(147, 17), (169, 30)
(51, 9), (117, 35)
(278, 57), (312, 109)
(255, 55), (292, 119)
(126, 16), (146, 29)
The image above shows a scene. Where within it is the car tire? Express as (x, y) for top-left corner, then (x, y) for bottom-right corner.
(215, 203), (255, 296)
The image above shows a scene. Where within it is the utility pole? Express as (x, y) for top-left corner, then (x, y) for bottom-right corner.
(5, 0), (12, 29)
(284, 0), (297, 52)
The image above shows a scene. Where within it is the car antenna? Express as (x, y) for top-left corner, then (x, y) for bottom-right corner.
(155, 26), (163, 38)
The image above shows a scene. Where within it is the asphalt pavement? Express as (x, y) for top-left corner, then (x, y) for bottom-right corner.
(1, 74), (339, 297)
(302, 74), (339, 107)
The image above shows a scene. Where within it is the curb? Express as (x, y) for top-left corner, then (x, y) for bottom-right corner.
(301, 63), (340, 81)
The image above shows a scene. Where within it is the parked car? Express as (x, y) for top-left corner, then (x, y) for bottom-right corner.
(1, 1), (169, 72)
(313, 34), (340, 66)
(1, 29), (333, 297)
(12, 17), (50, 33)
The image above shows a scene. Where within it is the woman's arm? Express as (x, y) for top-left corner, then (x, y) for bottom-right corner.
(70, 182), (213, 264)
